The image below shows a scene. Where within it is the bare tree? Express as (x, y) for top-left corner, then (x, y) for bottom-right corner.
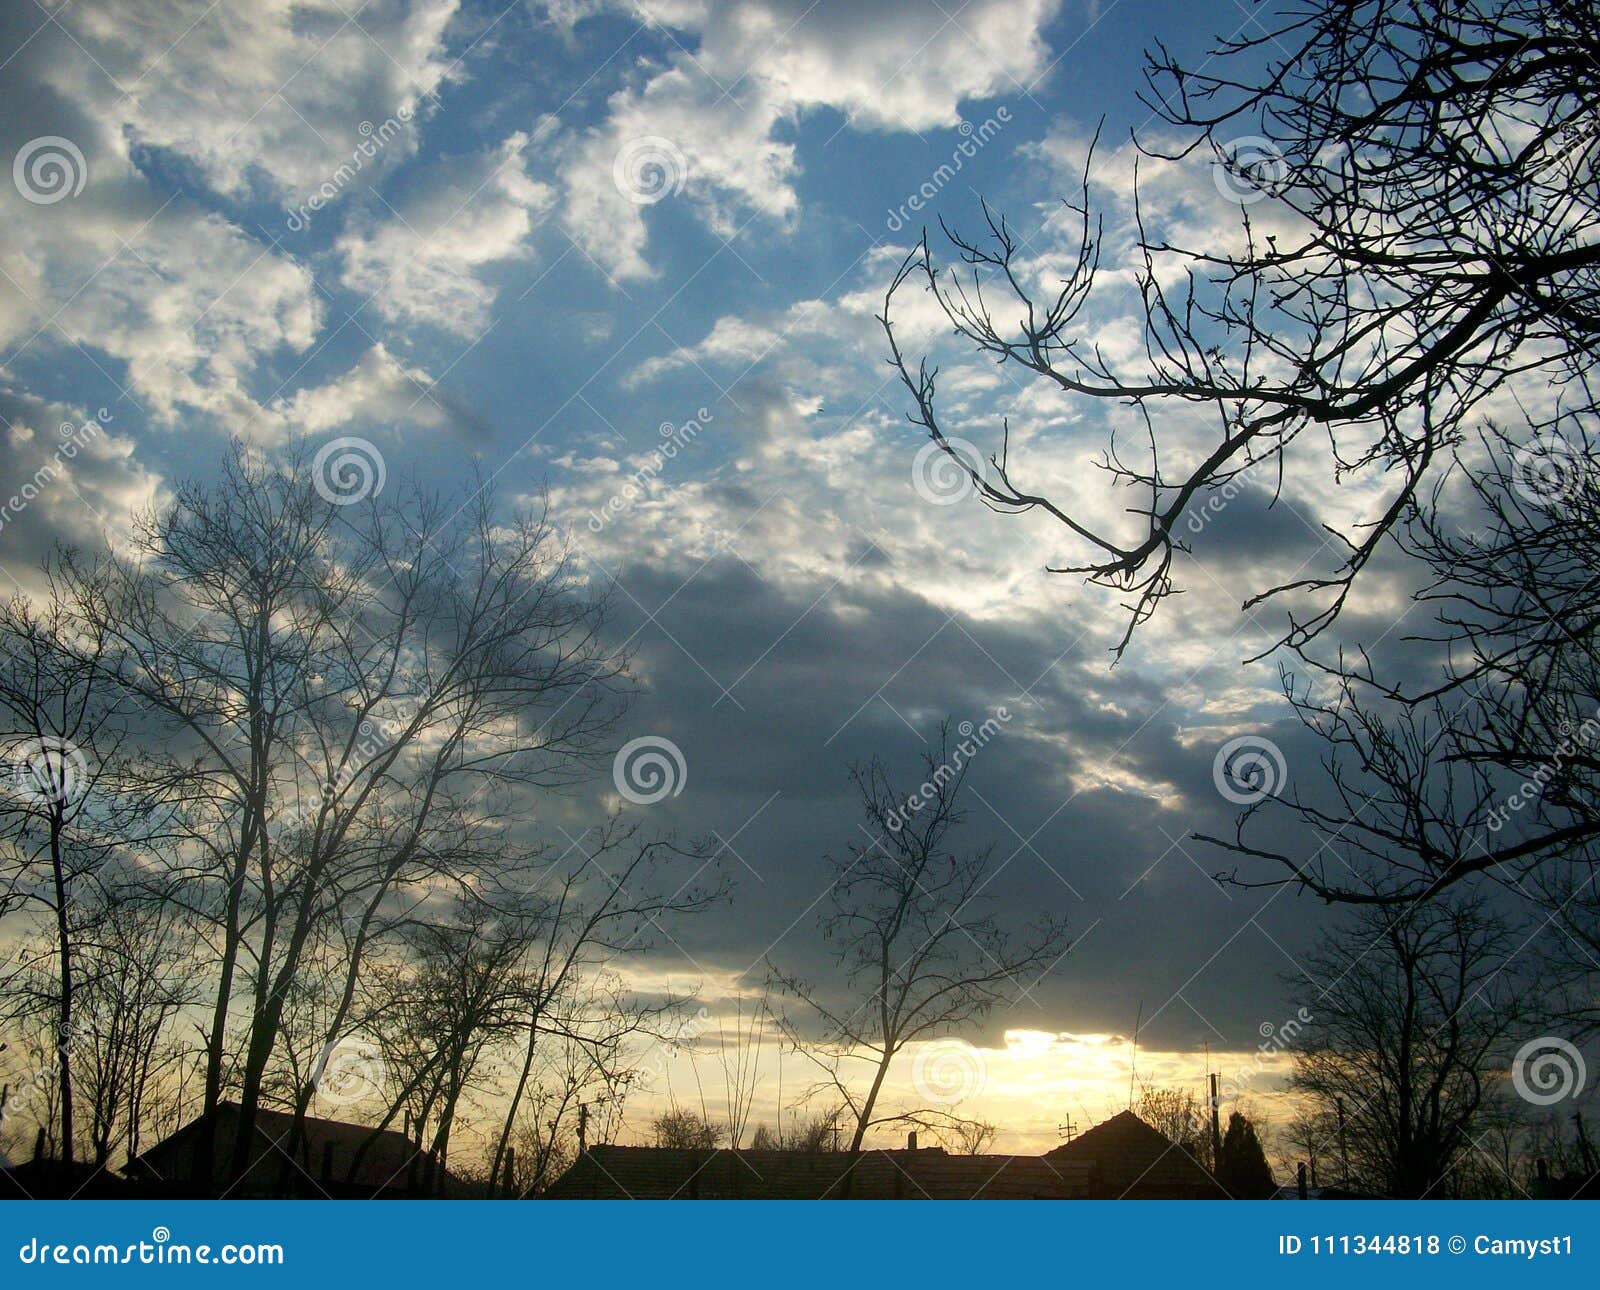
(58, 443), (628, 1188)
(749, 1109), (844, 1152)
(1284, 893), (1528, 1198)
(0, 578), (174, 1164)
(650, 1106), (722, 1149)
(772, 723), (1070, 1152)
(1134, 1083), (1213, 1173)
(1199, 427), (1600, 973)
(711, 985), (771, 1151)
(501, 1031), (622, 1196)
(362, 889), (533, 1189)
(484, 821), (726, 1186)
(68, 882), (199, 1166)
(883, 0), (1600, 656)
(1280, 1105), (1338, 1189)
(941, 1118), (999, 1155)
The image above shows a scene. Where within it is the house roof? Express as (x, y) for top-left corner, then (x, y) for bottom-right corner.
(1046, 1110), (1228, 1199)
(543, 1144), (1095, 1200)
(128, 1101), (439, 1195)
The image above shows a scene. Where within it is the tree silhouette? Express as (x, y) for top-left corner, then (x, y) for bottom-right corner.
(1217, 1111), (1276, 1198)
(651, 1107), (722, 1150)
(1284, 894), (1528, 1197)
(771, 722), (1070, 1152)
(884, 0), (1600, 657)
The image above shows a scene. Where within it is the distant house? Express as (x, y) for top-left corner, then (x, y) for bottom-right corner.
(545, 1111), (1230, 1199)
(1044, 1110), (1229, 1199)
(125, 1102), (455, 1198)
(544, 1140), (1095, 1200)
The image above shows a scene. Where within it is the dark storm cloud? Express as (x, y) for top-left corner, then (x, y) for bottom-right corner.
(581, 547), (1334, 1050)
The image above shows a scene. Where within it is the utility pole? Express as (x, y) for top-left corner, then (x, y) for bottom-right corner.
(1336, 1097), (1350, 1188)
(1208, 1073), (1223, 1169)
(577, 1102), (589, 1155)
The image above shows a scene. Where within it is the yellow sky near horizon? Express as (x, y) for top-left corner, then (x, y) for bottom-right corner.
(636, 1026), (1299, 1158)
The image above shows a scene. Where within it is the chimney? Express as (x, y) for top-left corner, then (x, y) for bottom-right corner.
(1297, 1161), (1308, 1200)
(906, 1130), (918, 1151)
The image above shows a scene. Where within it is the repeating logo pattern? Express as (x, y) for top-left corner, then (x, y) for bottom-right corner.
(13, 136), (88, 205)
(313, 437), (387, 506)
(613, 735), (688, 804)
(1511, 1036), (1586, 1105)
(910, 1039), (987, 1106)
(1212, 735), (1287, 805)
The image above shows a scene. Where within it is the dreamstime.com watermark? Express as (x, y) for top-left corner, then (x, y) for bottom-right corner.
(910, 436), (984, 506)
(1184, 457), (1270, 536)
(613, 735), (687, 805)
(1212, 734), (1288, 806)
(1509, 426), (1591, 507)
(17, 1228), (284, 1267)
(637, 1006), (713, 1084)
(1215, 1006), (1314, 1104)
(1511, 1036), (1587, 1106)
(12, 136), (88, 205)
(1212, 134), (1289, 204)
(0, 1018), (87, 1137)
(309, 1034), (388, 1108)
(5, 735), (90, 809)
(885, 109), (1012, 232)
(1485, 707), (1600, 833)
(586, 408), (712, 533)
(911, 1038), (987, 1106)
(0, 409), (112, 538)
(313, 436), (386, 506)
(308, 700), (420, 827)
(886, 709), (1011, 833)
(613, 136), (687, 205)
(286, 108), (416, 231)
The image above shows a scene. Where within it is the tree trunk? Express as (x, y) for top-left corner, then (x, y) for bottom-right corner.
(193, 828), (253, 1192)
(49, 812), (74, 1166)
(847, 1049), (895, 1154)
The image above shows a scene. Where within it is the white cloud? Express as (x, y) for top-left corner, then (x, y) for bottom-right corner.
(644, 0), (1058, 131)
(338, 131), (555, 336)
(55, 0), (459, 204)
(271, 343), (453, 437)
(2, 189), (321, 430)
(0, 381), (166, 590)
(553, 0), (1062, 278)
(0, 0), (466, 433)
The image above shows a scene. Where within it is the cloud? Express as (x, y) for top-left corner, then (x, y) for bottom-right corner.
(0, 7), (329, 431)
(645, 0), (1059, 130)
(0, 380), (164, 592)
(552, 0), (1062, 278)
(270, 343), (455, 437)
(338, 131), (555, 336)
(2, 194), (321, 430)
(0, 0), (481, 436)
(55, 0), (459, 204)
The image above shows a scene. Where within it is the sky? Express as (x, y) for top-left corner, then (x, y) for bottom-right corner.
(0, 0), (1466, 1154)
